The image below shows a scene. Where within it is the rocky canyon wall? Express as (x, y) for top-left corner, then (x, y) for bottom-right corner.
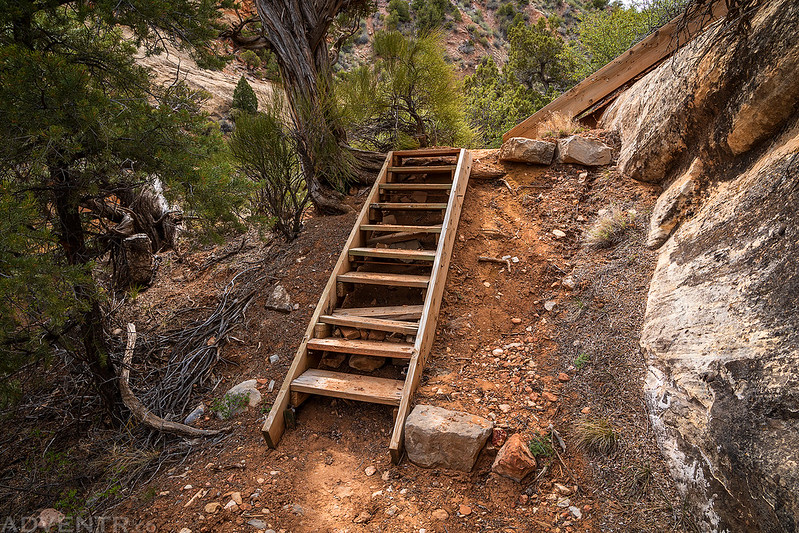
(600, 1), (799, 531)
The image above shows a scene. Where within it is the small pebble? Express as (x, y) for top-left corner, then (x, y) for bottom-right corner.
(459, 504), (472, 516)
(365, 466), (377, 476)
(511, 317), (522, 324)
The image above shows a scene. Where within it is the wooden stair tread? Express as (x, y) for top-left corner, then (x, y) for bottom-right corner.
(291, 369), (404, 406)
(393, 148), (461, 157)
(333, 305), (423, 319)
(370, 202), (448, 210)
(319, 314), (419, 335)
(361, 224), (442, 233)
(387, 166), (454, 173)
(307, 338), (414, 358)
(338, 271), (429, 288)
(379, 183), (452, 191)
(349, 247), (436, 261)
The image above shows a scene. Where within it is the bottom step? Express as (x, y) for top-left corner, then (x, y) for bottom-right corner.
(291, 369), (404, 405)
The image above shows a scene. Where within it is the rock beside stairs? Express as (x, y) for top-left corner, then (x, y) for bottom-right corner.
(404, 405), (493, 471)
(492, 433), (537, 482)
(556, 136), (612, 166)
(499, 137), (556, 165)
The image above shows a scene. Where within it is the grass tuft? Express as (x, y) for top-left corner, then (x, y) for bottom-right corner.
(574, 417), (618, 455)
(584, 207), (633, 248)
(537, 112), (586, 139)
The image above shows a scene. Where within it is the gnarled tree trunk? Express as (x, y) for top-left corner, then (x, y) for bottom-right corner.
(253, 0), (375, 214)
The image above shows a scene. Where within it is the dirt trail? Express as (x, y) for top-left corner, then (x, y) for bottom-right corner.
(110, 145), (685, 532)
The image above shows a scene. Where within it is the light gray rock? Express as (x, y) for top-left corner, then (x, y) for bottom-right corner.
(646, 157), (702, 249)
(265, 284), (292, 313)
(498, 137), (556, 165)
(405, 405), (493, 471)
(184, 403), (205, 425)
(556, 136), (612, 166)
(219, 379), (262, 419)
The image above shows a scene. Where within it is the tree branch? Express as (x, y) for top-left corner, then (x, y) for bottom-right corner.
(119, 323), (229, 438)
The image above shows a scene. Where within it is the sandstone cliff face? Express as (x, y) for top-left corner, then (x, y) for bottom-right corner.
(600, 1), (799, 531)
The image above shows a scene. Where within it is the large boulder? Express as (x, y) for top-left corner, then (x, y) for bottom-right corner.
(405, 405), (493, 471)
(556, 136), (612, 166)
(498, 137), (555, 165)
(600, 1), (799, 530)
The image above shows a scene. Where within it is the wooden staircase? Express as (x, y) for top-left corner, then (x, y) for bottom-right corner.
(261, 148), (472, 461)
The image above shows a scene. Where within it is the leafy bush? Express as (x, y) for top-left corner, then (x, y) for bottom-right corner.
(210, 392), (250, 420)
(232, 76), (258, 114)
(229, 95), (310, 241)
(239, 49), (262, 70)
(528, 431), (555, 457)
(337, 31), (475, 151)
(464, 56), (549, 147)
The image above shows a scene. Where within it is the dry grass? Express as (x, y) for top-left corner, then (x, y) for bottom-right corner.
(584, 206), (633, 248)
(537, 112), (586, 139)
(575, 417), (618, 455)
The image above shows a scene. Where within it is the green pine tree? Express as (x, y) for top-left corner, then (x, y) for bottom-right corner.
(233, 76), (259, 114)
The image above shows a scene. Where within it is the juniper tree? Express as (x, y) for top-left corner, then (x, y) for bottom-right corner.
(0, 0), (243, 417)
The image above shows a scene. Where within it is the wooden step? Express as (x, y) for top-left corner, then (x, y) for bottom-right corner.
(361, 224), (442, 233)
(319, 314), (419, 335)
(393, 148), (461, 157)
(379, 183), (452, 191)
(387, 166), (454, 174)
(291, 369), (404, 406)
(349, 247), (436, 261)
(307, 338), (414, 358)
(370, 202), (448, 210)
(334, 305), (423, 319)
(338, 271), (430, 288)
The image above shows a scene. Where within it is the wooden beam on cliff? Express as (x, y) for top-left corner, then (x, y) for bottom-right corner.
(502, 0), (729, 142)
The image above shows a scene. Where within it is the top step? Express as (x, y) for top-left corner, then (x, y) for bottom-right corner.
(393, 148), (461, 157)
(387, 166), (454, 174)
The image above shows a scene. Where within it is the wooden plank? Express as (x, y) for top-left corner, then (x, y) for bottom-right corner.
(393, 148), (461, 157)
(389, 148), (473, 463)
(370, 203), (448, 210)
(387, 166), (454, 173)
(361, 224), (442, 233)
(349, 247), (436, 261)
(338, 271), (430, 288)
(260, 151), (393, 448)
(379, 183), (452, 191)
(319, 314), (419, 335)
(502, 1), (729, 142)
(291, 369), (404, 406)
(307, 338), (414, 358)
(333, 305), (423, 320)
(367, 231), (428, 246)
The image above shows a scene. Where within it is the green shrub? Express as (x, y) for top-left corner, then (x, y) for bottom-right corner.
(210, 392), (250, 420)
(528, 431), (555, 458)
(229, 94), (310, 241)
(239, 49), (262, 70)
(232, 76), (258, 114)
